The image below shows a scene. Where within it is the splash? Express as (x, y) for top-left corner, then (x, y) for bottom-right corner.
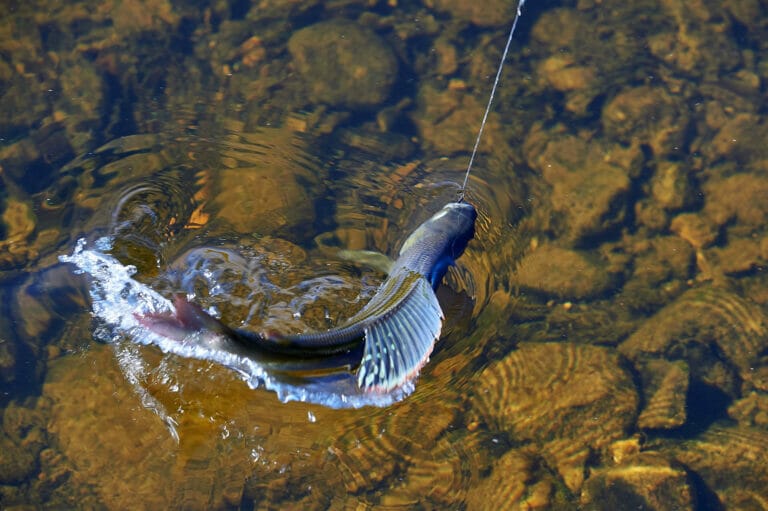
(60, 238), (411, 409)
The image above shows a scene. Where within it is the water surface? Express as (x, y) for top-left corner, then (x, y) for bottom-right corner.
(2, 0), (768, 509)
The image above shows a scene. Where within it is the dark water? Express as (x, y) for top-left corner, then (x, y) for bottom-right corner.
(2, 0), (768, 509)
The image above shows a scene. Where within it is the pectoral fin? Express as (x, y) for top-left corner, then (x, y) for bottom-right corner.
(356, 273), (443, 392)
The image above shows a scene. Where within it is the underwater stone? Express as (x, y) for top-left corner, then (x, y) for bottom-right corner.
(464, 447), (560, 510)
(632, 236), (694, 285)
(636, 359), (689, 430)
(427, 0), (513, 26)
(471, 342), (638, 492)
(670, 212), (718, 249)
(619, 285), (768, 394)
(214, 127), (322, 238)
(410, 84), (504, 155)
(0, 199), (38, 270)
(634, 199), (669, 232)
(580, 452), (695, 511)
(0, 78), (51, 139)
(0, 403), (47, 484)
(602, 85), (689, 159)
(512, 244), (615, 300)
(376, 433), (484, 508)
(706, 114), (767, 164)
(703, 173), (768, 231)
(705, 237), (763, 276)
(537, 56), (596, 92)
(662, 425), (768, 509)
(728, 391), (768, 428)
(288, 20), (397, 109)
(618, 235), (694, 312)
(42, 345), (179, 509)
(650, 161), (697, 212)
(525, 133), (638, 245)
(0, 337), (16, 386)
(0, 432), (38, 484)
(328, 392), (460, 494)
(57, 58), (105, 154)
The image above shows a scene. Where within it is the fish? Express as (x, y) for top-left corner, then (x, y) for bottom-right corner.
(138, 201), (477, 393)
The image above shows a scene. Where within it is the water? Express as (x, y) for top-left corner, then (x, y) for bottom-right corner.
(2, 0), (768, 509)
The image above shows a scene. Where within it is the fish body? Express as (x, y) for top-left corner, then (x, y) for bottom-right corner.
(138, 201), (476, 392)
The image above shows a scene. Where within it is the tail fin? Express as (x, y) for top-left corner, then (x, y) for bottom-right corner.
(135, 295), (235, 341)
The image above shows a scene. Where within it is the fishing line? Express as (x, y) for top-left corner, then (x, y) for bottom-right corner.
(459, 0), (527, 202)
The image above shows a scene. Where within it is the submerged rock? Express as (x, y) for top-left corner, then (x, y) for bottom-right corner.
(636, 359), (689, 430)
(602, 86), (689, 158)
(580, 452), (695, 511)
(728, 392), (768, 428)
(669, 212), (719, 250)
(0, 403), (47, 484)
(214, 127), (323, 238)
(0, 337), (16, 387)
(324, 388), (464, 499)
(43, 345), (180, 509)
(620, 285), (768, 393)
(0, 199), (38, 270)
(288, 20), (398, 109)
(705, 237), (763, 276)
(662, 425), (768, 509)
(619, 235), (694, 312)
(426, 0), (513, 26)
(528, 7), (640, 116)
(525, 132), (640, 245)
(410, 84), (505, 155)
(471, 343), (638, 492)
(650, 161), (698, 212)
(464, 446), (565, 511)
(512, 243), (616, 300)
(702, 173), (768, 231)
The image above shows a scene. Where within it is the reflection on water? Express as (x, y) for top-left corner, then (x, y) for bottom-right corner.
(2, 0), (768, 509)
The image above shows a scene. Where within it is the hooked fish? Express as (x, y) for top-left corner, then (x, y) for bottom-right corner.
(137, 0), (528, 395)
(139, 201), (476, 392)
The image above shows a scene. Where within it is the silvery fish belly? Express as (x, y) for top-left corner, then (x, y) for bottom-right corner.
(137, 201), (477, 395)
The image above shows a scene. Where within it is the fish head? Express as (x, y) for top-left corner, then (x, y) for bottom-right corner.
(433, 201), (477, 258)
(400, 201), (477, 260)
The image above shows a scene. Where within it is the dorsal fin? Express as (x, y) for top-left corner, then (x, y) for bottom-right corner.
(354, 269), (444, 392)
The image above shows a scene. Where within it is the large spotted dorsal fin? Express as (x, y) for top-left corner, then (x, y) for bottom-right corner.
(351, 270), (444, 392)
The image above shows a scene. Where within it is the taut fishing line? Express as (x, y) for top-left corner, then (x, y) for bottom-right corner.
(459, 0), (527, 202)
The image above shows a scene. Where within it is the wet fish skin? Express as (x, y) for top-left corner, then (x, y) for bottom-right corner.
(138, 201), (477, 392)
